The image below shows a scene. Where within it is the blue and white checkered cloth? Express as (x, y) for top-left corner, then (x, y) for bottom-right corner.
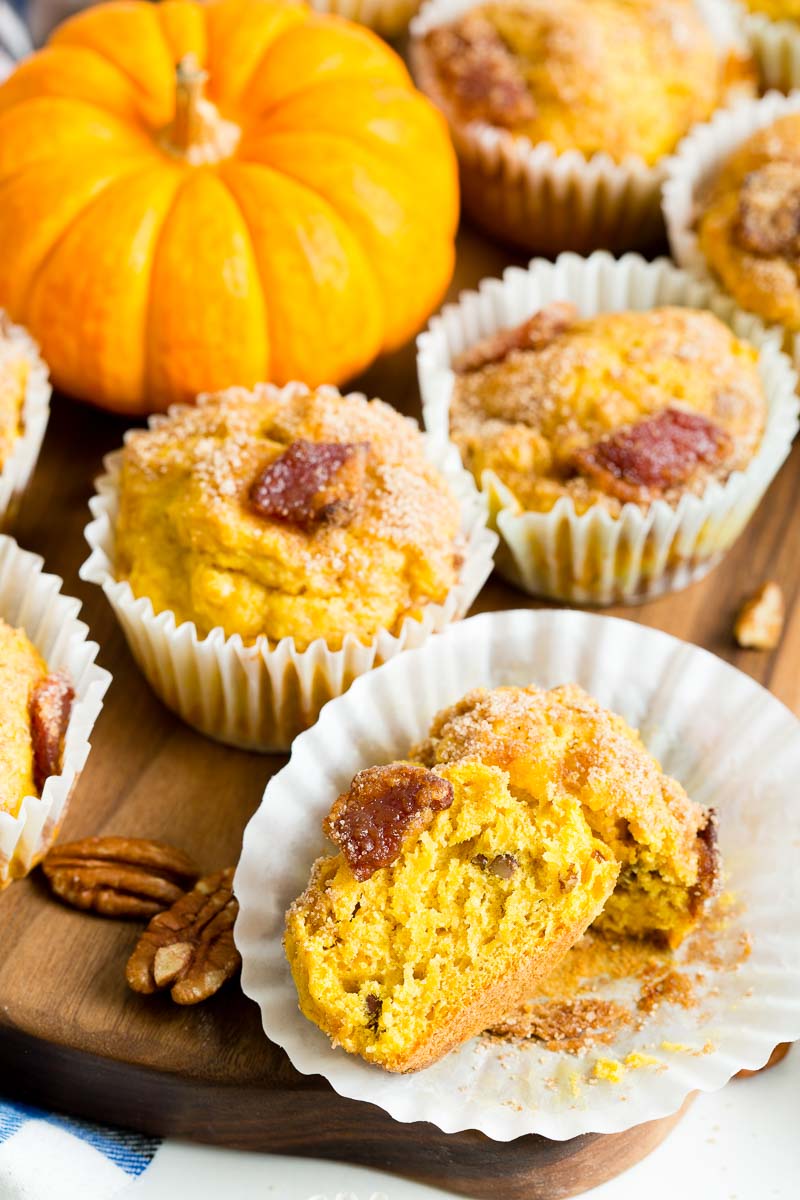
(0, 1100), (159, 1199)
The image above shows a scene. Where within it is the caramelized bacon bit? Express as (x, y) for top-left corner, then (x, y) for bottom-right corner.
(453, 302), (577, 374)
(424, 14), (536, 129)
(689, 812), (720, 917)
(572, 409), (732, 502)
(249, 440), (369, 530)
(30, 672), (74, 793)
(736, 163), (800, 258)
(324, 763), (454, 882)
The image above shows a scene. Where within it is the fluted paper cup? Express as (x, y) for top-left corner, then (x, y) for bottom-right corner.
(0, 535), (110, 887)
(409, 0), (754, 255)
(735, 3), (800, 91)
(310, 0), (421, 36)
(663, 89), (800, 367)
(235, 608), (800, 1140)
(0, 312), (51, 531)
(81, 383), (497, 753)
(417, 251), (798, 605)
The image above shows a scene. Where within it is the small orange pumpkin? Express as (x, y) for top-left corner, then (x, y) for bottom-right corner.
(0, 0), (458, 413)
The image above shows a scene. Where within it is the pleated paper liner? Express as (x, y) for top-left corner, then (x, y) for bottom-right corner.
(0, 535), (110, 886)
(310, 0), (421, 36)
(0, 312), (51, 532)
(663, 88), (800, 367)
(417, 252), (799, 605)
(409, 0), (754, 255)
(81, 383), (498, 753)
(234, 609), (800, 1140)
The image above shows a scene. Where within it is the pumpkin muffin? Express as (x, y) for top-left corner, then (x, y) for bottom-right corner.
(412, 684), (719, 947)
(417, 0), (754, 167)
(0, 314), (30, 473)
(115, 386), (464, 651)
(695, 113), (800, 336)
(285, 758), (618, 1072)
(449, 305), (767, 518)
(0, 617), (74, 820)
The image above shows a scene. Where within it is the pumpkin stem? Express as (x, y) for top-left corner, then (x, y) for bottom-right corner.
(161, 54), (241, 165)
(172, 55), (208, 153)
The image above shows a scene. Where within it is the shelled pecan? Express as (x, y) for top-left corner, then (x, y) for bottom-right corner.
(126, 867), (240, 1005)
(30, 672), (75, 792)
(42, 837), (200, 918)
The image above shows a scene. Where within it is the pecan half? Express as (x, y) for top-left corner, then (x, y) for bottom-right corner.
(324, 763), (454, 882)
(249, 439), (369, 530)
(572, 408), (732, 502)
(453, 302), (577, 374)
(126, 867), (240, 1004)
(734, 581), (785, 651)
(30, 672), (74, 793)
(42, 837), (201, 918)
(425, 14), (535, 128)
(736, 163), (800, 258)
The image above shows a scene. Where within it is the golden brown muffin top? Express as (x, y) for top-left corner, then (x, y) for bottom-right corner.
(0, 314), (29, 472)
(697, 113), (800, 333)
(411, 683), (707, 880)
(419, 0), (754, 165)
(449, 305), (766, 515)
(116, 386), (463, 650)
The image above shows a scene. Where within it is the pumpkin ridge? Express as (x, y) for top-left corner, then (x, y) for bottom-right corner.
(221, 157), (385, 292)
(237, 17), (410, 122)
(51, 2), (177, 122)
(237, 126), (455, 236)
(219, 159), (385, 380)
(211, 169), (272, 380)
(141, 169), (193, 404)
(0, 97), (156, 189)
(1, 153), (156, 320)
(0, 44), (142, 124)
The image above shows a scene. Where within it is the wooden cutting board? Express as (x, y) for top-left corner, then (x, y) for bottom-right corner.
(1, 227), (798, 1200)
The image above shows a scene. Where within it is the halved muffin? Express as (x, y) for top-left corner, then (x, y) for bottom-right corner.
(413, 684), (719, 947)
(285, 758), (617, 1072)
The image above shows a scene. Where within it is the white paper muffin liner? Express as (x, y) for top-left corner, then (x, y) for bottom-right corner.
(80, 382), (497, 753)
(0, 312), (51, 532)
(736, 4), (800, 91)
(409, 0), (754, 255)
(0, 535), (110, 887)
(234, 608), (800, 1140)
(663, 89), (800, 370)
(309, 0), (421, 36)
(417, 251), (799, 605)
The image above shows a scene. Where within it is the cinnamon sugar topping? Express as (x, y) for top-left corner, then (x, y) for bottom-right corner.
(423, 14), (536, 129)
(453, 302), (577, 374)
(736, 162), (800, 258)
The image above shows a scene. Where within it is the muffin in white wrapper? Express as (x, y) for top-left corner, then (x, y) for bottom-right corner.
(409, 0), (754, 255)
(736, 4), (800, 91)
(234, 608), (800, 1140)
(309, 0), (421, 36)
(0, 312), (51, 532)
(81, 383), (497, 754)
(417, 251), (799, 605)
(663, 89), (800, 367)
(0, 535), (110, 887)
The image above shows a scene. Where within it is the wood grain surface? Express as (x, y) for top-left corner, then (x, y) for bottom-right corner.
(0, 227), (797, 1199)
